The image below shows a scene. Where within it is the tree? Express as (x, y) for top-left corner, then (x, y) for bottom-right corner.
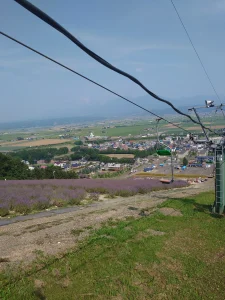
(74, 140), (83, 146)
(0, 153), (30, 179)
(0, 153), (78, 180)
(183, 157), (188, 166)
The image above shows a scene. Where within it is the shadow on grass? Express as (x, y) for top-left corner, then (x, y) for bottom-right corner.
(194, 201), (224, 219)
(162, 197), (224, 219)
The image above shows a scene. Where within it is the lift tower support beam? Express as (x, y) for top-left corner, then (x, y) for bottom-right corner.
(213, 142), (225, 214)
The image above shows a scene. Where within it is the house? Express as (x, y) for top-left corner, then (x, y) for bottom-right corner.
(144, 167), (153, 172)
(63, 164), (70, 170)
(196, 156), (214, 163)
(177, 149), (189, 159)
(198, 149), (208, 156)
(107, 163), (122, 171)
(37, 160), (46, 165)
(54, 162), (66, 168)
(71, 163), (81, 168)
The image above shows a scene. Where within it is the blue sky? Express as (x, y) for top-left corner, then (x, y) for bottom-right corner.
(1, 0), (225, 122)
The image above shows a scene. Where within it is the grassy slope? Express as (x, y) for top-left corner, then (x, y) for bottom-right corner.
(1, 191), (225, 299)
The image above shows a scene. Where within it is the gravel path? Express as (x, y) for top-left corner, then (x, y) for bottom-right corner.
(0, 180), (214, 268)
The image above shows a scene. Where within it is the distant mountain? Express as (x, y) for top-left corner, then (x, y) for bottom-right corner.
(0, 115), (107, 130)
(0, 94), (222, 130)
(92, 94), (220, 116)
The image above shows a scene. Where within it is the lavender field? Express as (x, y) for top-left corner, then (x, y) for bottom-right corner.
(0, 179), (187, 216)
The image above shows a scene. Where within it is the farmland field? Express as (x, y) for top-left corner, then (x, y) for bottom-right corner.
(0, 115), (224, 153)
(187, 125), (225, 130)
(164, 123), (181, 128)
(1, 138), (72, 148)
(104, 154), (135, 159)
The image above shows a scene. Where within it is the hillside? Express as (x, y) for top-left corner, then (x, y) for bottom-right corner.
(1, 181), (223, 299)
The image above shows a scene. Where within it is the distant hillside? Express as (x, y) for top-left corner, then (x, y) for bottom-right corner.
(0, 94), (221, 130)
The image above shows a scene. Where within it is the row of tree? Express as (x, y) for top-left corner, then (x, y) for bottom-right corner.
(99, 147), (157, 158)
(10, 147), (69, 164)
(70, 147), (134, 164)
(0, 153), (78, 180)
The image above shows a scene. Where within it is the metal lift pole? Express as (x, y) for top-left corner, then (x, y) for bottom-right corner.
(156, 118), (162, 149)
(170, 152), (174, 182)
(155, 118), (174, 182)
(212, 141), (225, 214)
(189, 101), (225, 214)
(192, 108), (209, 141)
(219, 104), (225, 120)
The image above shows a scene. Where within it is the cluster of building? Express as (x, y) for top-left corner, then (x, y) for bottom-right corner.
(86, 139), (156, 152)
(20, 132), (216, 177)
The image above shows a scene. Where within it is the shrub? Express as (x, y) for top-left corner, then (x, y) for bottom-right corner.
(115, 190), (133, 197)
(14, 204), (31, 215)
(138, 187), (147, 194)
(32, 200), (50, 211)
(86, 187), (107, 194)
(68, 198), (81, 205)
(88, 192), (100, 201)
(106, 193), (116, 199)
(0, 207), (9, 217)
(50, 199), (65, 207)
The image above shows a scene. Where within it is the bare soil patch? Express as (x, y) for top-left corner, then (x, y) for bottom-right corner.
(104, 154), (135, 159)
(159, 207), (183, 216)
(165, 123), (180, 128)
(4, 139), (71, 147)
(146, 229), (165, 236)
(187, 125), (224, 130)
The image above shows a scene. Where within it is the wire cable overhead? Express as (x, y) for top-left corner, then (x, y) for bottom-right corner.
(170, 0), (222, 106)
(13, 0), (216, 131)
(0, 31), (190, 134)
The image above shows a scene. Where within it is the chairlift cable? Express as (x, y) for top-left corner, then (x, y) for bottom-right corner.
(0, 31), (190, 134)
(170, 0), (222, 106)
(13, 0), (219, 133)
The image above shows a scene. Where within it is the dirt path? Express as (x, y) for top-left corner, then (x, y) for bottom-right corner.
(0, 180), (214, 268)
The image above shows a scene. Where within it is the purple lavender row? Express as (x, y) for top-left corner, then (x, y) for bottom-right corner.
(0, 179), (187, 216)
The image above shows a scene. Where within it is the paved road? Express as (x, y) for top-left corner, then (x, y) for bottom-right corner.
(0, 204), (97, 227)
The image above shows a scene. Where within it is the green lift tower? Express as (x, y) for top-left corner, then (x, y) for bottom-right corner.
(213, 142), (225, 214)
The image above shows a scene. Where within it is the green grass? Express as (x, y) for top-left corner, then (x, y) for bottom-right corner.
(1, 191), (225, 299)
